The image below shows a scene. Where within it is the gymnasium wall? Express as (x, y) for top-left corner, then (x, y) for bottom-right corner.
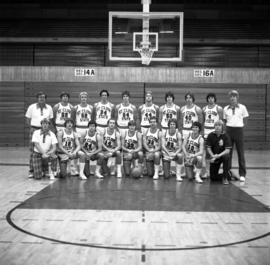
(0, 67), (269, 149)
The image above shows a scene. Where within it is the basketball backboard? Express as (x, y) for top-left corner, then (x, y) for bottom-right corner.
(108, 11), (184, 65)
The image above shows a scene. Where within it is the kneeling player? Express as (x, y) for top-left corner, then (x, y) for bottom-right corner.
(102, 118), (122, 178)
(79, 120), (104, 179)
(122, 120), (144, 177)
(143, 116), (162, 180)
(161, 119), (184, 181)
(182, 121), (204, 183)
(57, 118), (81, 178)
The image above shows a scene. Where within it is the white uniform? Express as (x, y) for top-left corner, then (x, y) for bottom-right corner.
(140, 104), (159, 134)
(95, 102), (114, 134)
(82, 130), (98, 152)
(117, 103), (136, 137)
(54, 103), (73, 131)
(124, 131), (138, 150)
(185, 133), (202, 155)
(162, 130), (179, 160)
(145, 129), (160, 150)
(103, 128), (117, 149)
(75, 104), (93, 137)
(181, 105), (198, 139)
(203, 105), (220, 138)
(160, 104), (177, 129)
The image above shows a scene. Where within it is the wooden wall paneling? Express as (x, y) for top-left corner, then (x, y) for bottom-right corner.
(0, 82), (25, 146)
(266, 84), (270, 143)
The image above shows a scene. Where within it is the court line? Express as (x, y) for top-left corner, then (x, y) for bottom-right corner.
(6, 204), (270, 252)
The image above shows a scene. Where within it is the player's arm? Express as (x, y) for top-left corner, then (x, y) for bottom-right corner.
(52, 103), (59, 127)
(142, 133), (151, 152)
(46, 133), (58, 156)
(92, 103), (97, 122)
(158, 106), (164, 129)
(196, 106), (203, 124)
(121, 131), (129, 153)
(176, 105), (181, 130)
(155, 105), (160, 122)
(193, 137), (204, 158)
(134, 131), (142, 152)
(137, 105), (143, 129)
(73, 133), (82, 155)
(95, 134), (103, 154)
(114, 104), (120, 125)
(113, 131), (121, 152)
(182, 136), (189, 158)
(153, 131), (162, 152)
(110, 103), (116, 119)
(79, 132), (89, 155)
(57, 130), (69, 156)
(217, 105), (223, 121)
(175, 131), (183, 155)
(161, 133), (170, 156)
(179, 106), (184, 130)
(133, 105), (140, 130)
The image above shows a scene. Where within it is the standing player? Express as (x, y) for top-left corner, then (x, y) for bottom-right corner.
(143, 116), (162, 180)
(102, 119), (122, 178)
(57, 118), (81, 178)
(122, 120), (144, 178)
(53, 91), (74, 132)
(202, 93), (223, 178)
(159, 92), (181, 133)
(79, 120), (104, 179)
(181, 92), (203, 140)
(93, 89), (115, 134)
(182, 121), (204, 183)
(161, 119), (184, 181)
(138, 90), (159, 135)
(74, 92), (93, 175)
(115, 91), (138, 138)
(25, 91), (54, 178)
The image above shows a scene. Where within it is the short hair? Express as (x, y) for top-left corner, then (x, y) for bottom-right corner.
(128, 120), (136, 127)
(185, 92), (195, 102)
(107, 118), (116, 125)
(122, 91), (130, 98)
(79, 91), (88, 98)
(99, 89), (109, 97)
(36, 91), (47, 99)
(64, 118), (75, 127)
(228, 90), (239, 98)
(40, 118), (50, 124)
(165, 91), (175, 101)
(168, 118), (177, 128)
(60, 91), (70, 99)
(206, 93), (217, 102)
(88, 120), (96, 127)
(214, 120), (225, 131)
(191, 121), (202, 132)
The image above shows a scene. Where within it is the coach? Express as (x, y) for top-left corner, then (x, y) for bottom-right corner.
(223, 90), (249, 182)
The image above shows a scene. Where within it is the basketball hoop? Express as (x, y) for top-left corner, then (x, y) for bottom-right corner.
(138, 47), (154, 65)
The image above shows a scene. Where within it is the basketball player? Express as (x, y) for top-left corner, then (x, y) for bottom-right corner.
(202, 93), (223, 178)
(31, 118), (58, 180)
(138, 90), (159, 135)
(102, 118), (122, 178)
(115, 91), (138, 138)
(93, 89), (115, 134)
(73, 92), (93, 175)
(159, 91), (181, 133)
(161, 119), (184, 181)
(25, 91), (54, 178)
(182, 121), (204, 183)
(57, 118), (81, 178)
(181, 92), (203, 140)
(53, 91), (74, 132)
(79, 120), (104, 179)
(143, 116), (162, 180)
(122, 120), (144, 178)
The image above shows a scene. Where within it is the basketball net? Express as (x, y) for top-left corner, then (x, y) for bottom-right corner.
(138, 47), (154, 65)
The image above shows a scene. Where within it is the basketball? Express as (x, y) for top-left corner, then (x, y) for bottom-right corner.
(131, 167), (142, 179)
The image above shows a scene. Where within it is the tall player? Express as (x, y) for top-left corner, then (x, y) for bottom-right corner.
(161, 119), (184, 181)
(93, 89), (115, 134)
(159, 91), (181, 133)
(138, 90), (159, 135)
(202, 93), (223, 178)
(122, 120), (144, 178)
(73, 92), (93, 175)
(181, 92), (203, 140)
(102, 118), (122, 178)
(115, 91), (138, 138)
(79, 120), (104, 179)
(143, 116), (162, 180)
(53, 91), (74, 132)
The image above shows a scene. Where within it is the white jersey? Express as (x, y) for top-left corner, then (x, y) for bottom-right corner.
(145, 128), (160, 149)
(186, 133), (202, 155)
(160, 104), (177, 128)
(117, 103), (135, 127)
(140, 104), (158, 127)
(82, 131), (98, 152)
(61, 129), (77, 153)
(95, 102), (114, 126)
(75, 104), (93, 128)
(164, 130), (178, 152)
(182, 105), (198, 130)
(103, 128), (117, 149)
(54, 103), (73, 127)
(124, 131), (138, 150)
(203, 104), (220, 137)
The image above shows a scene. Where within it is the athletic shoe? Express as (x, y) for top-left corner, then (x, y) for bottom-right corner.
(28, 173), (34, 178)
(201, 172), (209, 179)
(222, 178), (229, 185)
(176, 175), (183, 182)
(49, 173), (55, 180)
(195, 173), (203, 183)
(239, 176), (245, 182)
(79, 174), (87, 180)
(116, 172), (122, 178)
(153, 174), (159, 180)
(95, 172), (104, 179)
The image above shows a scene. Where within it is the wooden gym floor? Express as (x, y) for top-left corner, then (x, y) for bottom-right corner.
(0, 147), (269, 265)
